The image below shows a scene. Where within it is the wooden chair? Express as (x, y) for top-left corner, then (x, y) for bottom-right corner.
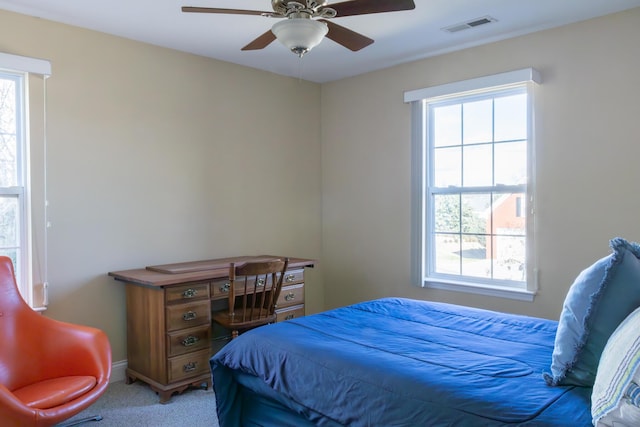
(0, 256), (111, 427)
(213, 258), (289, 339)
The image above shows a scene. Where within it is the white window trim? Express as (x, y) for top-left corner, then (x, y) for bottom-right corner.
(405, 68), (541, 302)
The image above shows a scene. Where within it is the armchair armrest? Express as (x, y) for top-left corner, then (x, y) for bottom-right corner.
(35, 316), (112, 382)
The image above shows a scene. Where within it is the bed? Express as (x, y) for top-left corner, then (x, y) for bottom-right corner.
(210, 297), (593, 426)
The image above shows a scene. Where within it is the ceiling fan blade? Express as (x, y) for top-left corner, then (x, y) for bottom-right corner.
(319, 20), (373, 51)
(329, 0), (415, 18)
(241, 30), (277, 51)
(181, 6), (275, 17)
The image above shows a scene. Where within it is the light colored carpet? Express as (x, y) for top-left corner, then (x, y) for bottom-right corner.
(64, 380), (220, 427)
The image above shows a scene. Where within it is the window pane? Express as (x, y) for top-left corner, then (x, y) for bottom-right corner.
(461, 235), (490, 279)
(461, 193), (491, 234)
(463, 99), (492, 144)
(0, 196), (18, 247)
(488, 192), (526, 281)
(463, 144), (492, 187)
(433, 146), (461, 187)
(434, 234), (460, 275)
(434, 194), (460, 233)
(0, 134), (17, 187)
(495, 94), (527, 142)
(492, 236), (526, 281)
(490, 192), (526, 234)
(0, 78), (18, 187)
(495, 141), (527, 185)
(433, 104), (461, 147)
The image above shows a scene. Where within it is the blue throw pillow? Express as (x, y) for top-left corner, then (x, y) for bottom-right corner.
(544, 237), (640, 387)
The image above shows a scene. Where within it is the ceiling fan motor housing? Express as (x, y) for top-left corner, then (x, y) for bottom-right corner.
(272, 0), (336, 18)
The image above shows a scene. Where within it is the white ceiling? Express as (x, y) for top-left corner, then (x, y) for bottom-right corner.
(1, 0), (639, 83)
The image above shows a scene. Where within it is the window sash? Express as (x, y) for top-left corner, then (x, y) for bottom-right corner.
(426, 187), (528, 289)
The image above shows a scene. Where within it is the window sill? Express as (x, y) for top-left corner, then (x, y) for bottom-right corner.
(423, 279), (536, 302)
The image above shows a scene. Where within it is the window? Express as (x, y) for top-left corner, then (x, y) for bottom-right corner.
(0, 71), (27, 289)
(0, 52), (51, 308)
(405, 69), (541, 301)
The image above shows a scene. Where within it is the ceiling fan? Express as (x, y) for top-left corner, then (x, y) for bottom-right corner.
(182, 0), (416, 57)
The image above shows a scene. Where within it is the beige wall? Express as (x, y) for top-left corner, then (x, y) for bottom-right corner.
(320, 8), (640, 320)
(0, 10), (323, 363)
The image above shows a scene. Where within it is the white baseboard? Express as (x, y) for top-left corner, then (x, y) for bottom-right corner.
(110, 360), (127, 383)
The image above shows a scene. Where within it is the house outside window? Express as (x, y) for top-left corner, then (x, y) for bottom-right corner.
(405, 69), (541, 301)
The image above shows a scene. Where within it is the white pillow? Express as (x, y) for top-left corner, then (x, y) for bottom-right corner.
(592, 306), (640, 426)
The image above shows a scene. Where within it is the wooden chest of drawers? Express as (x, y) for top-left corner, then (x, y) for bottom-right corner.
(110, 255), (314, 403)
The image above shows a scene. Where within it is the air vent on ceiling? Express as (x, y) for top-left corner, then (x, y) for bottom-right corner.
(443, 16), (497, 33)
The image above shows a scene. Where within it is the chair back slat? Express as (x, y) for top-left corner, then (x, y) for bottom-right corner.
(221, 258), (289, 338)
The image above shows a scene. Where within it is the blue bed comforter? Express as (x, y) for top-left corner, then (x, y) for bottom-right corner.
(211, 298), (592, 426)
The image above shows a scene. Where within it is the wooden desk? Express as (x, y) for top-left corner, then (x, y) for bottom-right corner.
(109, 255), (314, 403)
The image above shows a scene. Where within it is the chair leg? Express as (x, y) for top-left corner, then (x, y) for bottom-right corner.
(56, 415), (103, 427)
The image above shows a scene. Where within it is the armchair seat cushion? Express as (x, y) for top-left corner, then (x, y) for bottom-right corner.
(13, 376), (97, 409)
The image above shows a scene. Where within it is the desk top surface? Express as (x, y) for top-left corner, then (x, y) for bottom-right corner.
(109, 255), (315, 287)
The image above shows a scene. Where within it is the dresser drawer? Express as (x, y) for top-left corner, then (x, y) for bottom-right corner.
(165, 282), (210, 304)
(281, 269), (304, 285)
(275, 304), (305, 322)
(168, 349), (210, 383)
(167, 325), (210, 357)
(166, 300), (210, 331)
(211, 278), (232, 298)
(276, 283), (304, 308)
(212, 277), (269, 298)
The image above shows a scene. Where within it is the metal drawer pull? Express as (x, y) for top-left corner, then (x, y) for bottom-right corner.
(284, 292), (295, 301)
(285, 314), (295, 320)
(183, 362), (197, 373)
(285, 274), (296, 283)
(182, 288), (198, 298)
(183, 311), (197, 321)
(181, 335), (200, 347)
(219, 283), (230, 293)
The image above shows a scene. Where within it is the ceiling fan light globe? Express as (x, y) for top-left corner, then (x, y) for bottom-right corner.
(271, 18), (328, 57)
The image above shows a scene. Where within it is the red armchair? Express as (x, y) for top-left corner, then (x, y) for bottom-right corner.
(0, 256), (111, 427)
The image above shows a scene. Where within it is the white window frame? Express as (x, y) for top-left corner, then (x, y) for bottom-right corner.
(0, 70), (30, 301)
(404, 69), (541, 301)
(0, 52), (51, 308)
